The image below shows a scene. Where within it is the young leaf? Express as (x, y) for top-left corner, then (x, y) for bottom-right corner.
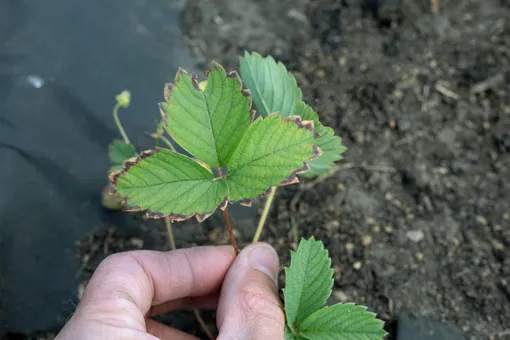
(110, 149), (228, 221)
(298, 303), (387, 340)
(108, 139), (137, 173)
(110, 63), (321, 222)
(160, 62), (251, 168)
(293, 101), (347, 178)
(240, 52), (347, 178)
(284, 237), (334, 328)
(239, 51), (302, 117)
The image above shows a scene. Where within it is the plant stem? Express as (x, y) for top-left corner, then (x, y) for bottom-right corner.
(164, 217), (213, 340)
(223, 208), (240, 255)
(159, 135), (177, 152)
(113, 103), (130, 144)
(164, 217), (176, 250)
(252, 186), (276, 243)
(193, 309), (214, 340)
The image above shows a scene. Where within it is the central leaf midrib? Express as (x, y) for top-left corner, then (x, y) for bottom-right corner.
(200, 86), (221, 168)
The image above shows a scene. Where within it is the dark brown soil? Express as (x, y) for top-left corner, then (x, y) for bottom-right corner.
(32, 1), (510, 339)
(180, 0), (510, 339)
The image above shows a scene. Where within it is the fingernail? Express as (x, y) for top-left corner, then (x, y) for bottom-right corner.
(249, 245), (279, 281)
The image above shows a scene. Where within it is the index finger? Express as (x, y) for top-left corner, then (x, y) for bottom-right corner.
(80, 246), (236, 315)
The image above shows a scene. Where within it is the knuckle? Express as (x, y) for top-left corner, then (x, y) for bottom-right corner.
(99, 252), (133, 269)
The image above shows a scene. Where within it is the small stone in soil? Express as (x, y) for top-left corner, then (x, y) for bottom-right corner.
(129, 238), (144, 248)
(353, 261), (362, 271)
(325, 220), (340, 230)
(384, 225), (394, 233)
(407, 230), (425, 243)
(361, 235), (373, 246)
(333, 290), (348, 302)
(475, 215), (488, 225)
(415, 252), (424, 261)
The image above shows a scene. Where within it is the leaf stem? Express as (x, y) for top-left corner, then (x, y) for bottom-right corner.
(159, 135), (177, 152)
(113, 103), (130, 144)
(252, 186), (276, 243)
(164, 217), (213, 340)
(164, 217), (176, 250)
(223, 208), (240, 255)
(193, 309), (214, 340)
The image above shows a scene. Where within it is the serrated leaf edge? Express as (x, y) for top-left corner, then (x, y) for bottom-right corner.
(241, 51), (303, 117)
(284, 236), (333, 328)
(298, 303), (388, 339)
(159, 62), (252, 154)
(225, 114), (323, 207)
(108, 148), (229, 222)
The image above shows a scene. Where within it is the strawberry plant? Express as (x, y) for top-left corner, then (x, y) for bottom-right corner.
(104, 53), (386, 339)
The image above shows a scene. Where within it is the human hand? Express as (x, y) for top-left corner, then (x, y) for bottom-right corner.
(56, 243), (284, 339)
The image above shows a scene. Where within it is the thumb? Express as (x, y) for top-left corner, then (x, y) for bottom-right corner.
(216, 243), (285, 340)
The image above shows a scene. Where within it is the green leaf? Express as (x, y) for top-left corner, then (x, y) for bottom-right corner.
(160, 62), (252, 168)
(110, 149), (228, 221)
(108, 140), (137, 173)
(285, 327), (296, 340)
(284, 237), (334, 328)
(240, 51), (302, 117)
(226, 114), (318, 202)
(298, 304), (387, 340)
(111, 62), (319, 222)
(293, 102), (347, 178)
(293, 101), (319, 125)
(304, 125), (347, 177)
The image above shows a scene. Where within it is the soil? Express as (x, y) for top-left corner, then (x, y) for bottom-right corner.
(181, 0), (510, 338)
(9, 0), (509, 339)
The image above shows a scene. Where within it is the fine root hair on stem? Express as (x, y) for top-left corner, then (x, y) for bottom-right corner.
(223, 208), (240, 255)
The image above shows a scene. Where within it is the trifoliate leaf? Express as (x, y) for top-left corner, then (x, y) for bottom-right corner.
(293, 101), (347, 178)
(239, 51), (302, 117)
(298, 303), (387, 340)
(108, 139), (137, 173)
(160, 62), (252, 168)
(110, 149), (228, 222)
(110, 63), (320, 222)
(284, 237), (334, 328)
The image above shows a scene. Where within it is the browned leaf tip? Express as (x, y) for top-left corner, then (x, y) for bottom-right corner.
(237, 199), (253, 207)
(311, 144), (323, 161)
(282, 115), (315, 132)
(280, 174), (300, 186)
(218, 197), (229, 211)
(257, 186), (275, 199)
(191, 72), (201, 91)
(294, 162), (311, 175)
(164, 83), (174, 102)
(122, 197), (141, 213)
(195, 211), (213, 223)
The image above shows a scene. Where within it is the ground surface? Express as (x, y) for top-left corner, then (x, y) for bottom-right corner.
(7, 0), (509, 339)
(179, 0), (510, 339)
